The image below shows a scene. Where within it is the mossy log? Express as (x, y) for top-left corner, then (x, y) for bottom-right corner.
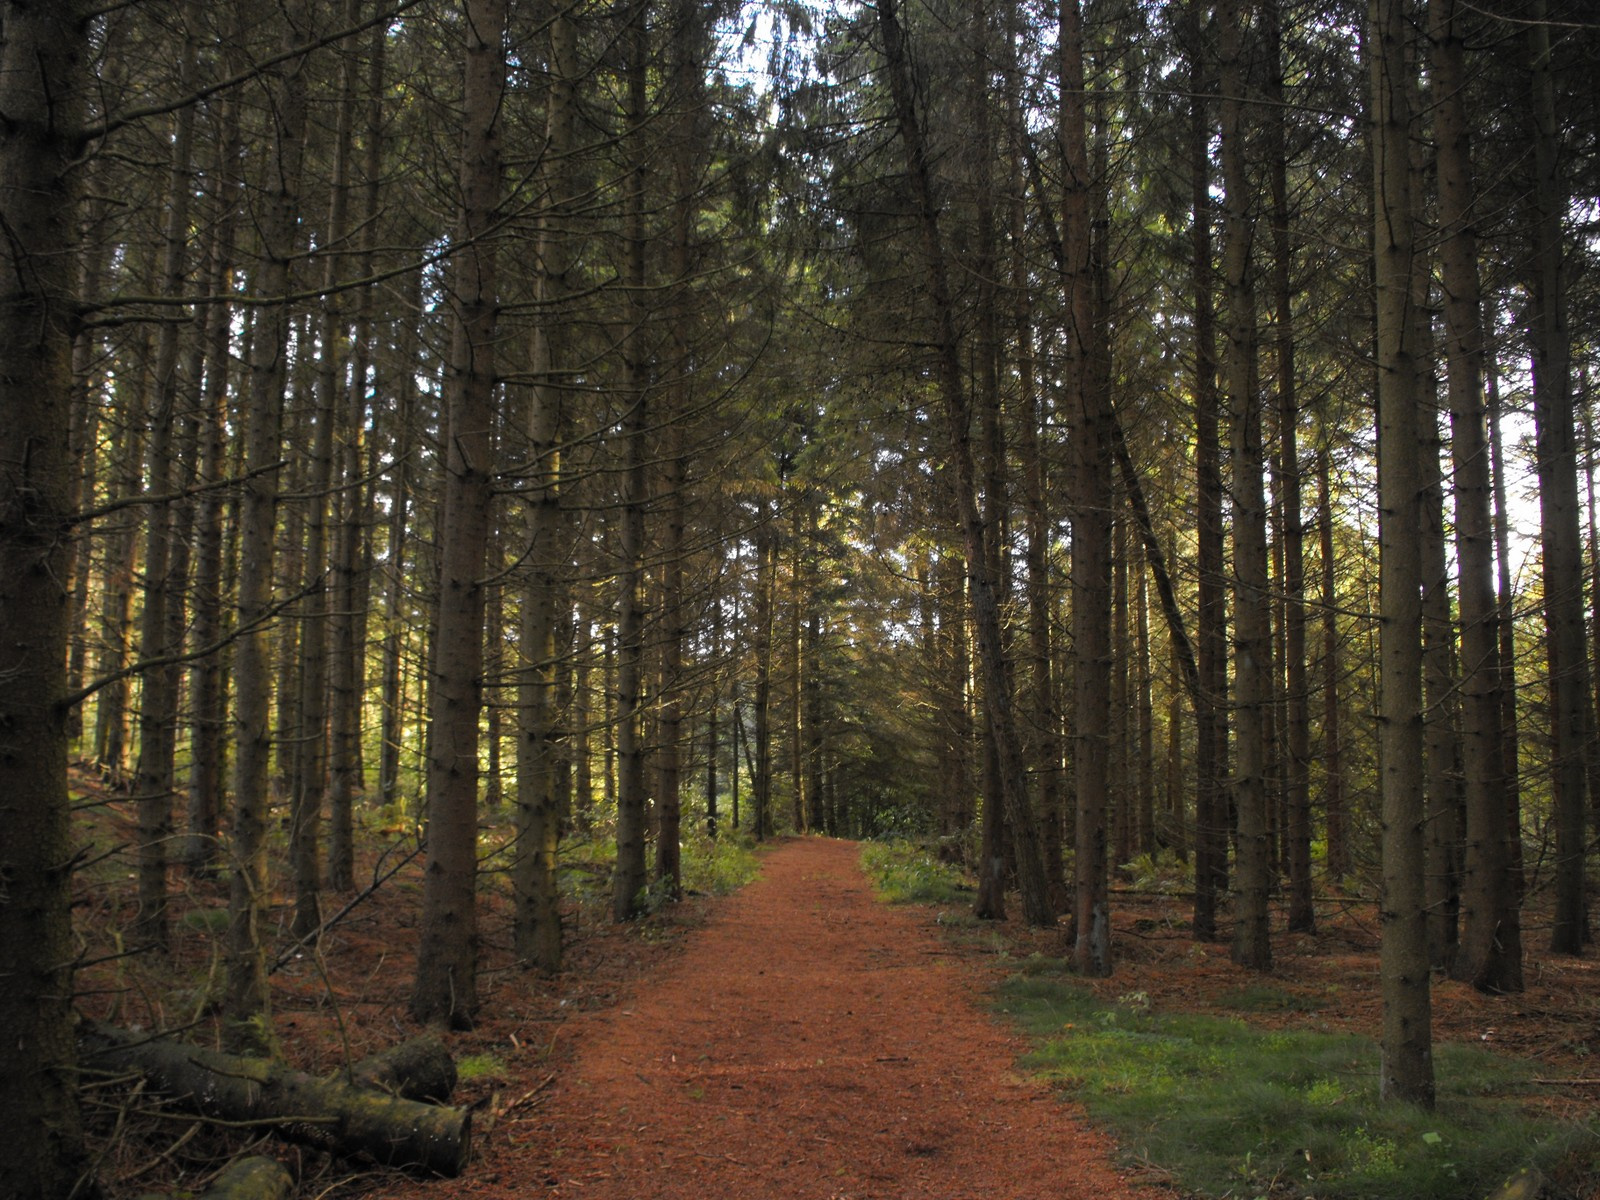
(79, 1023), (470, 1176)
(194, 1156), (294, 1200)
(346, 1034), (457, 1102)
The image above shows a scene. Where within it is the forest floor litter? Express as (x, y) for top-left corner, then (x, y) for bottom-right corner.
(381, 835), (1148, 1200)
(78, 819), (1600, 1198)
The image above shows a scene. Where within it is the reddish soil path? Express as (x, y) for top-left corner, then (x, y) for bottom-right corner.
(481, 838), (1150, 1200)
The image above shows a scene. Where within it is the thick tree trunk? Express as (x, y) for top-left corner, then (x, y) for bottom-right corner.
(412, 0), (506, 1025)
(1263, 0), (1314, 936)
(614, 0), (654, 915)
(186, 56), (245, 879)
(292, 22), (361, 943)
(513, 0), (579, 969)
(1526, 0), (1590, 957)
(1220, 0), (1272, 973)
(79, 1025), (470, 1177)
(227, 0), (312, 1053)
(1005, 0), (1064, 905)
(1057, 0), (1111, 963)
(1432, 0), (1520, 993)
(1411, 81), (1463, 973)
(1371, 0), (1434, 1107)
(0, 1), (92, 1193)
(133, 30), (200, 954)
(1188, 0), (1229, 943)
(328, 11), (389, 893)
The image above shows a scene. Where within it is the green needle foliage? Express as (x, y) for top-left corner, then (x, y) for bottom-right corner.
(997, 974), (1597, 1199)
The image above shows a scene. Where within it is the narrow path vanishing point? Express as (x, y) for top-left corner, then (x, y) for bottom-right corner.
(495, 838), (1151, 1200)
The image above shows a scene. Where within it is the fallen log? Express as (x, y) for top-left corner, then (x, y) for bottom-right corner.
(194, 1156), (294, 1200)
(347, 1033), (457, 1103)
(79, 1023), (470, 1177)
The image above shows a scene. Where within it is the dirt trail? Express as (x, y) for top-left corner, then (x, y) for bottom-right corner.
(471, 837), (1149, 1200)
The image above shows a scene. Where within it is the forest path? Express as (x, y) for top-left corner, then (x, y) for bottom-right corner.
(478, 837), (1150, 1200)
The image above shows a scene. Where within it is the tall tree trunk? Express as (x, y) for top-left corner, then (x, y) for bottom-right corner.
(706, 601), (722, 837)
(328, 10), (388, 892)
(613, 0), (654, 916)
(1220, 0), (1272, 972)
(378, 281), (420, 812)
(514, 0), (579, 969)
(1526, 0), (1589, 956)
(1487, 359), (1525, 899)
(1111, 515), (1132, 868)
(1059, 0), (1110, 962)
(1432, 0), (1520, 992)
(0, 0), (92, 1191)
(293, 20), (362, 941)
(1003, 0), (1063, 902)
(226, 0), (311, 1053)
(878, 0), (1055, 928)
(1135, 546), (1157, 857)
(1188, 0), (1229, 943)
(186, 50), (245, 878)
(132, 29), (200, 953)
(1263, 0), (1314, 935)
(656, 0), (708, 890)
(1317, 436), (1350, 881)
(1371, 0), (1434, 1107)
(752, 522), (776, 841)
(411, 0), (507, 1026)
(93, 306), (150, 780)
(1411, 74), (1463, 973)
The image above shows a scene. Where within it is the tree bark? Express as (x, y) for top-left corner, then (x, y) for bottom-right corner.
(1526, 0), (1590, 957)
(227, 0), (312, 1053)
(132, 28), (201, 954)
(1432, 0), (1520, 992)
(186, 48), (245, 879)
(1056, 0), (1111, 963)
(412, 0), (507, 1025)
(328, 10), (390, 893)
(293, 8), (362, 942)
(1188, 0), (1229, 943)
(614, 0), (654, 916)
(1317, 436), (1350, 882)
(514, 0), (579, 970)
(1220, 0), (1272, 972)
(1263, 0), (1314, 936)
(1371, 0), (1434, 1107)
(0, 1), (92, 1192)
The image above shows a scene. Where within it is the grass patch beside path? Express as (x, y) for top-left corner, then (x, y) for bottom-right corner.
(999, 972), (1596, 1199)
(856, 843), (1596, 1198)
(860, 840), (971, 906)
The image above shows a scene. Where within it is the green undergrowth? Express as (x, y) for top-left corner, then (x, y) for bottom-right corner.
(547, 828), (761, 914)
(860, 839), (971, 905)
(998, 971), (1597, 1199)
(674, 829), (763, 901)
